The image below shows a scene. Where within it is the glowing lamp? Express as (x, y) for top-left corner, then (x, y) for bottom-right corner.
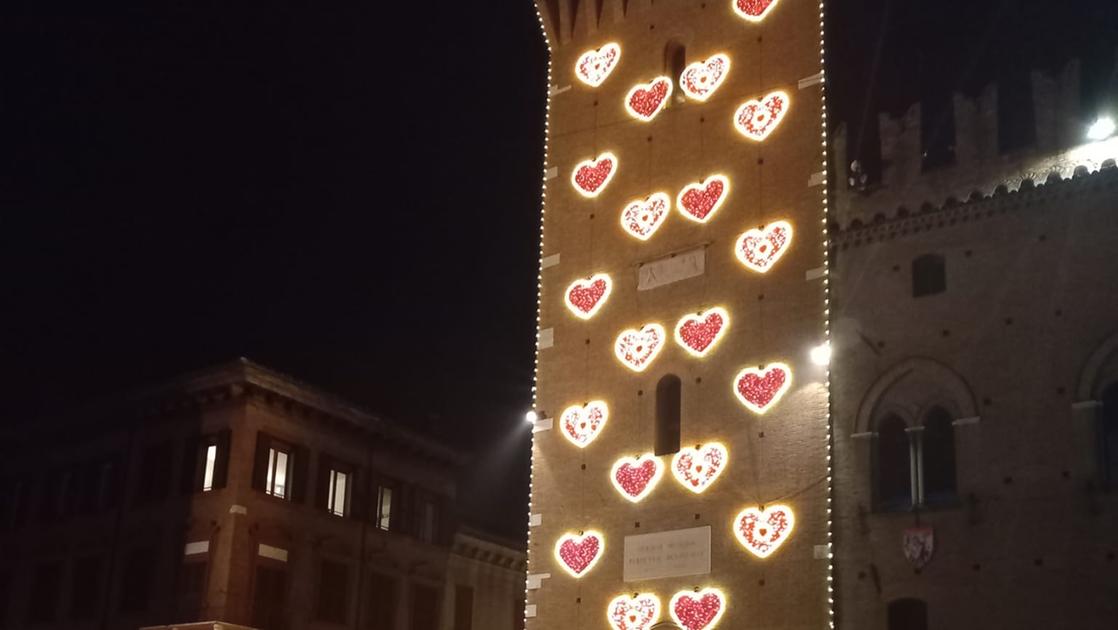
(733, 362), (792, 414)
(525, 410), (539, 424)
(620, 192), (671, 241)
(559, 401), (608, 448)
(734, 220), (793, 273)
(671, 443), (728, 493)
(733, 91), (790, 142)
(810, 341), (832, 366)
(676, 175), (730, 223)
(614, 323), (667, 372)
(625, 77), (673, 122)
(1087, 116), (1116, 142)
(733, 504), (795, 558)
(565, 273), (612, 320)
(575, 43), (621, 88)
(554, 530), (605, 578)
(610, 453), (664, 502)
(674, 307), (730, 358)
(607, 592), (662, 630)
(669, 588), (726, 630)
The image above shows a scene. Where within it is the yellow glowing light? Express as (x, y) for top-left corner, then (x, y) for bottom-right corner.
(733, 90), (791, 142)
(620, 192), (671, 241)
(607, 592), (662, 630)
(676, 174), (730, 224)
(731, 0), (784, 22)
(734, 220), (793, 273)
(671, 442), (729, 494)
(669, 587), (727, 630)
(732, 504), (796, 558)
(614, 323), (667, 372)
(554, 530), (605, 578)
(558, 400), (608, 448)
(610, 453), (664, 503)
(574, 42), (621, 88)
(564, 273), (612, 320)
(570, 152), (619, 198)
(733, 362), (793, 415)
(624, 76), (673, 122)
(673, 307), (730, 358)
(679, 53), (731, 102)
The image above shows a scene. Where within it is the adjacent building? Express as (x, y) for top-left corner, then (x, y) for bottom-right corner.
(0, 359), (526, 630)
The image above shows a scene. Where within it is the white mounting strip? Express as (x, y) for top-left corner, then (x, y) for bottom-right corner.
(813, 544), (831, 560)
(798, 71), (824, 90)
(850, 431), (877, 440)
(808, 171), (826, 187)
(805, 266), (826, 281)
(229, 504), (247, 515)
(258, 544), (288, 562)
(542, 253), (561, 269)
(526, 573), (551, 590)
(539, 328), (554, 349)
(904, 426), (926, 433)
(184, 541), (210, 556)
(549, 84), (571, 96)
(526, 604), (538, 618)
(1072, 400), (1101, 410)
(952, 416), (981, 426)
(545, 166), (559, 180)
(532, 418), (554, 434)
(529, 513), (543, 527)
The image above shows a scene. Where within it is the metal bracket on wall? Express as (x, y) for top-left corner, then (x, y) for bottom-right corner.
(526, 604), (538, 618)
(542, 253), (560, 269)
(549, 84), (571, 96)
(808, 171), (826, 187)
(539, 328), (554, 349)
(526, 573), (552, 590)
(952, 416), (981, 427)
(532, 417), (554, 433)
(529, 513), (543, 527)
(798, 71), (824, 90)
(545, 166), (558, 180)
(1072, 400), (1101, 411)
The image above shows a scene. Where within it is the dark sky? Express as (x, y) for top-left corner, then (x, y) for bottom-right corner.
(1, 1), (1114, 538)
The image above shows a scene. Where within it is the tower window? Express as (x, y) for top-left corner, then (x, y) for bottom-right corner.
(1102, 384), (1118, 485)
(665, 41), (687, 103)
(875, 416), (912, 511)
(912, 254), (946, 297)
(921, 407), (958, 503)
(888, 598), (928, 630)
(655, 374), (682, 456)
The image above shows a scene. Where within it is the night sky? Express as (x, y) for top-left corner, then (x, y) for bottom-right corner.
(2, 1), (1114, 539)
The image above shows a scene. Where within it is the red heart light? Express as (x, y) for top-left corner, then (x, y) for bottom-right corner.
(611, 454), (664, 502)
(565, 273), (612, 320)
(733, 0), (781, 22)
(571, 153), (618, 198)
(674, 307), (730, 358)
(554, 531), (604, 577)
(670, 588), (726, 630)
(676, 175), (730, 223)
(734, 220), (793, 273)
(625, 77), (672, 122)
(733, 362), (792, 414)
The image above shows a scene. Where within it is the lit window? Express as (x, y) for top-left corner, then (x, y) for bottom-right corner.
(376, 485), (393, 531)
(327, 469), (348, 517)
(201, 444), (217, 492)
(266, 448), (290, 499)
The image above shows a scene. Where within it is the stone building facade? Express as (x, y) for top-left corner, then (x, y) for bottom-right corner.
(527, 1), (830, 629)
(829, 63), (1118, 629)
(0, 359), (526, 630)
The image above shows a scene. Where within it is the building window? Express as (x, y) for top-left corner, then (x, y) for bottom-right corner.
(134, 441), (173, 507)
(365, 573), (397, 629)
(315, 560), (350, 625)
(655, 374), (682, 456)
(27, 562), (61, 625)
(375, 483), (394, 531)
(665, 41), (686, 103)
(266, 446), (291, 499)
(454, 585), (474, 630)
(875, 415), (912, 510)
(69, 555), (104, 620)
(119, 547), (155, 613)
(875, 409), (958, 511)
(327, 469), (349, 517)
(253, 434), (306, 503)
(410, 584), (440, 630)
(1101, 384), (1118, 485)
(912, 254), (946, 297)
(888, 598), (928, 630)
(183, 431), (231, 494)
(318, 457), (354, 518)
(251, 565), (288, 630)
(418, 496), (439, 544)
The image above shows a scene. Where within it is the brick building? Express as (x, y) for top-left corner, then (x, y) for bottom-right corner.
(0, 359), (526, 630)
(829, 61), (1118, 629)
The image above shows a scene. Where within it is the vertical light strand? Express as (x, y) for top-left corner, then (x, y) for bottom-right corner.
(818, 0), (835, 627)
(526, 3), (554, 628)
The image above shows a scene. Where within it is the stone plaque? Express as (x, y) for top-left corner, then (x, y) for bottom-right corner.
(623, 526), (711, 582)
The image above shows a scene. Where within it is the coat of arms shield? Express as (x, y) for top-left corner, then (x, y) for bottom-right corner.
(902, 527), (935, 569)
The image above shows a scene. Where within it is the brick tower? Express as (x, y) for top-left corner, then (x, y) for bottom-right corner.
(526, 1), (831, 629)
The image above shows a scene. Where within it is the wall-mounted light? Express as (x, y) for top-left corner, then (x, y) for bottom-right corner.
(810, 341), (832, 367)
(1087, 115), (1116, 142)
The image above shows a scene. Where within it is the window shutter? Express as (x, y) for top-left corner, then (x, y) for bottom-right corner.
(181, 436), (201, 494)
(291, 445), (310, 504)
(213, 429), (232, 489)
(251, 433), (271, 491)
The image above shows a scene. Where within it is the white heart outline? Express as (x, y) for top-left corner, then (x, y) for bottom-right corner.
(733, 220), (794, 273)
(732, 90), (791, 142)
(670, 442), (729, 494)
(619, 192), (671, 241)
(558, 400), (609, 448)
(614, 323), (667, 372)
(574, 42), (622, 88)
(606, 592), (662, 630)
(732, 504), (796, 558)
(679, 53), (731, 102)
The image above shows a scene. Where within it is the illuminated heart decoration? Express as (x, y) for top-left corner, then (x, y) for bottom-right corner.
(733, 362), (792, 414)
(610, 454), (664, 503)
(607, 593), (662, 630)
(733, 0), (781, 22)
(625, 77), (672, 122)
(565, 273), (612, 320)
(674, 307), (729, 358)
(554, 531), (604, 577)
(671, 443), (728, 494)
(559, 401), (608, 448)
(614, 323), (666, 372)
(679, 54), (730, 102)
(620, 192), (670, 241)
(676, 175), (730, 223)
(571, 153), (618, 198)
(670, 588), (726, 630)
(733, 504), (795, 558)
(734, 220), (793, 273)
(733, 91), (790, 141)
(575, 42), (621, 87)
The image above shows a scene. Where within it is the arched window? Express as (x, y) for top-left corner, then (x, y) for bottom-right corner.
(665, 41), (687, 104)
(1102, 384), (1118, 485)
(655, 375), (681, 456)
(887, 598), (927, 630)
(875, 415), (912, 511)
(921, 407), (957, 503)
(912, 254), (946, 297)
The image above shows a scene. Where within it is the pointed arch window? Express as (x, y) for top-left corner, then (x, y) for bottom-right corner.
(875, 415), (912, 511)
(665, 41), (687, 104)
(1101, 384), (1118, 485)
(921, 407), (957, 504)
(655, 374), (681, 456)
